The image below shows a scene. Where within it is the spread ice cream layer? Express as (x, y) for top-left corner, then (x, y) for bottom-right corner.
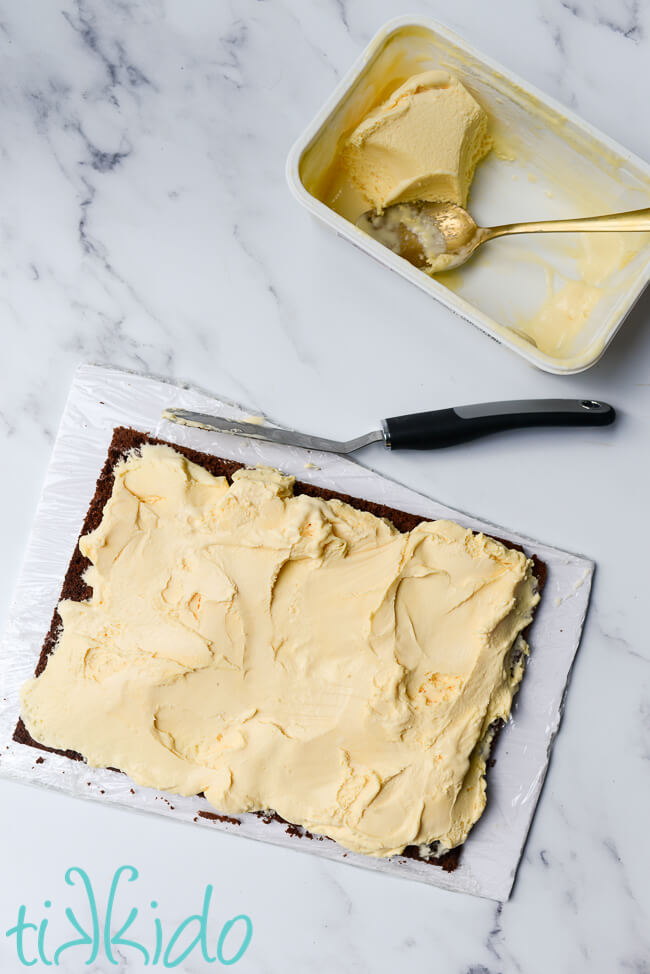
(342, 70), (491, 212)
(21, 444), (539, 857)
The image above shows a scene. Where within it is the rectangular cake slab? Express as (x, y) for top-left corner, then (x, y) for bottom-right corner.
(0, 364), (594, 900)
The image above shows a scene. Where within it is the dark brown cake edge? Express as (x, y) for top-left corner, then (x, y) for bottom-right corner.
(14, 425), (547, 872)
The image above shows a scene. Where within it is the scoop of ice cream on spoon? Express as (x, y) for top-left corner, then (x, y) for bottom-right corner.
(356, 201), (650, 274)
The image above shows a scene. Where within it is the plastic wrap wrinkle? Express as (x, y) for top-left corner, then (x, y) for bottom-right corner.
(0, 365), (594, 901)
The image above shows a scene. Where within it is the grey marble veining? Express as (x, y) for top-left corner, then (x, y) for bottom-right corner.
(1, 1), (649, 972)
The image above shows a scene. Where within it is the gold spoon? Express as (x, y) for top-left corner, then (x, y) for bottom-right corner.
(356, 201), (650, 273)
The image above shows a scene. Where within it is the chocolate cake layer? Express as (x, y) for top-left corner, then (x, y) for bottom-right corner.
(15, 426), (546, 870)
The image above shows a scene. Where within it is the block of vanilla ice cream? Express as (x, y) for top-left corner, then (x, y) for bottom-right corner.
(342, 70), (490, 211)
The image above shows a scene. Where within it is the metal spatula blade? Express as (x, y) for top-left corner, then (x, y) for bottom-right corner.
(162, 409), (384, 454)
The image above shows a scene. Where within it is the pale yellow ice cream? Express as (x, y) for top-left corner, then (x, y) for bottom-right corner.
(342, 70), (491, 212)
(21, 444), (539, 858)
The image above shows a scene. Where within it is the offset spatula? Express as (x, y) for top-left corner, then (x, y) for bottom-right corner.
(162, 399), (615, 454)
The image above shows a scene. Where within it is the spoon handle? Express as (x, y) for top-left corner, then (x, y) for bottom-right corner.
(383, 399), (615, 450)
(485, 206), (650, 240)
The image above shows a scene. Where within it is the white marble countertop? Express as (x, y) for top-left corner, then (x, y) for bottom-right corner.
(0, 1), (648, 971)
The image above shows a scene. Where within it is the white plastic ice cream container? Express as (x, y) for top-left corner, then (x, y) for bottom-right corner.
(286, 17), (650, 374)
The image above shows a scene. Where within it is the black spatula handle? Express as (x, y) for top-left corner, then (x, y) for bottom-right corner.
(382, 399), (615, 450)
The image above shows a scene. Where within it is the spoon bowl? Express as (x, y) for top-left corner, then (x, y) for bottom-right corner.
(356, 201), (482, 272)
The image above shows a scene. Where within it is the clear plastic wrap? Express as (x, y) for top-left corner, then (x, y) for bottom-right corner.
(0, 364), (594, 900)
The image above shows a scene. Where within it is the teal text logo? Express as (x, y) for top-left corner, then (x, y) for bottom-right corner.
(5, 865), (253, 967)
